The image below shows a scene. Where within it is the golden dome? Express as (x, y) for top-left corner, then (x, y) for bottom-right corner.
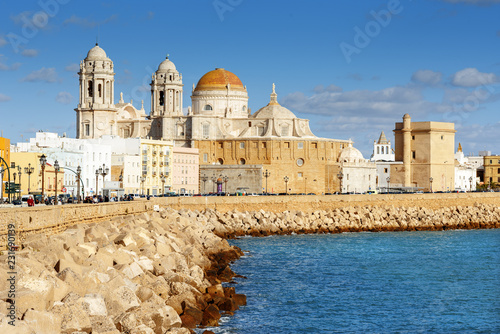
(194, 68), (246, 92)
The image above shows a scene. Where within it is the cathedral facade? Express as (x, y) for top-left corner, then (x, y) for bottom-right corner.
(75, 45), (351, 194)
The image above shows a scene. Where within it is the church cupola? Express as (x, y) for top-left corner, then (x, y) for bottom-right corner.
(150, 55), (183, 117)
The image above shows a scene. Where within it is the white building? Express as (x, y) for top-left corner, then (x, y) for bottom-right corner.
(454, 143), (477, 191)
(339, 144), (377, 194)
(370, 131), (395, 162)
(172, 147), (199, 195)
(370, 131), (401, 191)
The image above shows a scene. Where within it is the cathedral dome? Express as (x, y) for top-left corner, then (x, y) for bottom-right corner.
(194, 68), (246, 92)
(252, 84), (297, 119)
(157, 56), (177, 72)
(86, 44), (109, 60)
(340, 144), (365, 162)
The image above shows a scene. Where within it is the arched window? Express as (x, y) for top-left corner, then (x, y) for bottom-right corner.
(202, 124), (210, 137)
(98, 84), (102, 98)
(377, 147), (380, 154)
(242, 105), (247, 112)
(239, 158), (246, 165)
(204, 104), (213, 111)
(88, 80), (93, 97)
(217, 158), (224, 165)
(159, 91), (165, 106)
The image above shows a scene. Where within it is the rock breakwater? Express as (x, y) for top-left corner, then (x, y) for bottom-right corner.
(0, 208), (245, 334)
(206, 203), (500, 238)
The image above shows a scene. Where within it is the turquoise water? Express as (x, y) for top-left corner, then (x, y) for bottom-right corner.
(201, 229), (500, 333)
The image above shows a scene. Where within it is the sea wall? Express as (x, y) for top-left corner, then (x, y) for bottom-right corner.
(1, 193), (500, 249)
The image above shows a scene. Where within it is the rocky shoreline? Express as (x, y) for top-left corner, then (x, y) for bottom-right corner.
(1, 203), (499, 333)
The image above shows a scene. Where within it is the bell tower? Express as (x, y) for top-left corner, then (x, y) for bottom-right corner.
(76, 44), (116, 139)
(149, 55), (184, 139)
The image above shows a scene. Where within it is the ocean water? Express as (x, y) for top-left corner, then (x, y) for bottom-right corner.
(198, 229), (500, 334)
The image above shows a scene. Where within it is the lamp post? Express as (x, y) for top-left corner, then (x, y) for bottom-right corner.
(95, 169), (99, 196)
(263, 169), (270, 194)
(140, 175), (146, 195)
(223, 175), (229, 194)
(160, 174), (166, 195)
(40, 154), (46, 201)
(17, 165), (22, 200)
(469, 176), (473, 192)
(211, 174), (216, 193)
(54, 160), (60, 205)
(76, 166), (82, 203)
(386, 176), (391, 193)
(24, 163), (34, 194)
(13, 172), (17, 200)
(284, 176), (289, 194)
(429, 177), (433, 193)
(337, 172), (343, 194)
(99, 164), (109, 197)
(201, 175), (208, 194)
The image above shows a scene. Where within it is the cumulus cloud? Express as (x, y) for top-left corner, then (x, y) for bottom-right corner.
(0, 57), (21, 71)
(451, 68), (498, 87)
(411, 69), (442, 86)
(21, 49), (38, 57)
(440, 0), (500, 5)
(55, 92), (73, 104)
(65, 63), (80, 72)
(0, 93), (11, 102)
(20, 67), (59, 83)
(63, 14), (118, 28)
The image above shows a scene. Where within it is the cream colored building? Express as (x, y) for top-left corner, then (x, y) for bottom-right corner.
(484, 155), (500, 187)
(139, 139), (173, 195)
(391, 114), (455, 192)
(172, 147), (199, 195)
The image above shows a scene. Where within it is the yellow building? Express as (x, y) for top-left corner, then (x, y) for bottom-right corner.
(392, 114), (455, 192)
(0, 137), (11, 200)
(10, 152), (65, 197)
(484, 156), (500, 187)
(139, 139), (173, 195)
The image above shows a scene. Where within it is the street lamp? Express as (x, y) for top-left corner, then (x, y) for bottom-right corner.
(13, 172), (17, 199)
(140, 175), (146, 195)
(95, 169), (99, 196)
(17, 165), (22, 200)
(223, 175), (229, 193)
(201, 175), (208, 194)
(24, 163), (34, 194)
(211, 174), (217, 193)
(284, 176), (289, 194)
(469, 176), (473, 192)
(337, 172), (343, 194)
(160, 174), (166, 195)
(40, 154), (47, 201)
(429, 177), (433, 193)
(77, 166), (82, 203)
(386, 176), (391, 193)
(99, 164), (109, 197)
(263, 169), (270, 194)
(54, 160), (60, 205)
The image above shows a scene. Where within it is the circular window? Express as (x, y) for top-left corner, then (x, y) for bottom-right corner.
(297, 158), (304, 167)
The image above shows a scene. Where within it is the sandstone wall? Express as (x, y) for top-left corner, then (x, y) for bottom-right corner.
(1, 193), (499, 250)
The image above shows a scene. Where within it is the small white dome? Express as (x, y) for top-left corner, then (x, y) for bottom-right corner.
(157, 56), (177, 72)
(86, 44), (109, 61)
(252, 104), (297, 119)
(340, 145), (364, 162)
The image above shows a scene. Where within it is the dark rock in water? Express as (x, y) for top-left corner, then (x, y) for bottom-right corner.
(180, 314), (198, 328)
(202, 304), (221, 327)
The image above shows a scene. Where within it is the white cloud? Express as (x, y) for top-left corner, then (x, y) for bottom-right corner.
(20, 67), (59, 83)
(55, 92), (73, 104)
(313, 84), (342, 93)
(63, 14), (118, 28)
(451, 68), (498, 87)
(21, 49), (38, 57)
(0, 36), (7, 47)
(440, 0), (500, 5)
(65, 63), (80, 72)
(0, 93), (11, 102)
(411, 69), (442, 86)
(0, 57), (21, 71)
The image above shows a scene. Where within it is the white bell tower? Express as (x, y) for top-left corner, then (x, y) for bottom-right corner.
(76, 44), (116, 139)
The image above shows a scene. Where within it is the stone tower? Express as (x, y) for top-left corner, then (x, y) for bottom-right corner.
(402, 113), (412, 187)
(76, 44), (116, 139)
(149, 56), (184, 139)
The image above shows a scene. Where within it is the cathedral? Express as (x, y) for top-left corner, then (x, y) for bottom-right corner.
(75, 44), (351, 194)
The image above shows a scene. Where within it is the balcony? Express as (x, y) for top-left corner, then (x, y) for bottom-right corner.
(152, 150), (157, 155)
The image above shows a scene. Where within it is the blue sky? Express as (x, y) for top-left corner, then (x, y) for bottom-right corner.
(0, 0), (499, 157)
